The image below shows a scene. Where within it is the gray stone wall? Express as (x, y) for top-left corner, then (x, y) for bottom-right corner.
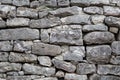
(0, 0), (120, 80)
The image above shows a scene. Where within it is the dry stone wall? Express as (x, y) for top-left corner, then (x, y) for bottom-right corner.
(0, 0), (120, 80)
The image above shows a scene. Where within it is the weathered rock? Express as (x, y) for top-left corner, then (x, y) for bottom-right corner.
(0, 0), (12, 4)
(30, 17), (61, 28)
(83, 24), (108, 32)
(118, 31), (120, 40)
(77, 63), (96, 74)
(84, 7), (103, 14)
(84, 32), (115, 44)
(0, 19), (6, 28)
(91, 15), (105, 24)
(61, 15), (91, 25)
(7, 18), (29, 27)
(0, 41), (12, 51)
(86, 45), (111, 63)
(45, 0), (57, 7)
(23, 63), (55, 76)
(105, 16), (120, 28)
(9, 52), (37, 63)
(65, 73), (87, 80)
(109, 27), (118, 34)
(63, 46), (85, 61)
(38, 56), (52, 67)
(110, 0), (120, 7)
(89, 74), (101, 80)
(39, 11), (49, 18)
(12, 0), (30, 6)
(0, 28), (39, 40)
(98, 65), (120, 76)
(104, 6), (120, 16)
(55, 71), (64, 78)
(110, 56), (120, 64)
(0, 52), (9, 61)
(49, 6), (83, 17)
(32, 42), (61, 56)
(0, 62), (21, 72)
(0, 73), (6, 78)
(30, 1), (40, 8)
(17, 7), (38, 19)
(34, 77), (58, 80)
(52, 59), (76, 72)
(41, 29), (51, 42)
(111, 41), (120, 55)
(50, 25), (83, 45)
(57, 0), (70, 7)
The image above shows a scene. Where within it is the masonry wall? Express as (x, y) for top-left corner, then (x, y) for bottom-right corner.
(0, 0), (120, 80)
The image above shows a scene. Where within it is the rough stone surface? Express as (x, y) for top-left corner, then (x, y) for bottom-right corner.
(91, 15), (105, 24)
(12, 0), (30, 6)
(111, 41), (120, 55)
(0, 0), (12, 4)
(34, 77), (58, 80)
(0, 41), (12, 51)
(0, 52), (9, 61)
(58, 0), (70, 7)
(109, 27), (118, 34)
(0, 19), (6, 28)
(110, 56), (120, 64)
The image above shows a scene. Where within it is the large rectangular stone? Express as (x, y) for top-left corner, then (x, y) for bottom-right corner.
(12, 0), (30, 6)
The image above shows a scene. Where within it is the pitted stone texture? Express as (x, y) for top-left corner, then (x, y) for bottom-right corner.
(30, 17), (61, 28)
(83, 24), (108, 32)
(50, 25), (83, 45)
(12, 0), (30, 6)
(61, 15), (91, 25)
(0, 62), (21, 72)
(49, 6), (83, 17)
(0, 28), (39, 40)
(23, 63), (55, 76)
(111, 41), (120, 55)
(86, 45), (111, 64)
(52, 59), (76, 72)
(98, 65), (120, 76)
(110, 56), (120, 64)
(84, 32), (115, 44)
(63, 46), (85, 62)
(57, 0), (70, 7)
(0, 41), (12, 51)
(77, 63), (96, 74)
(105, 16), (120, 28)
(32, 42), (61, 56)
(104, 6), (120, 16)
(34, 77), (58, 80)
(0, 52), (9, 61)
(65, 73), (87, 80)
(17, 7), (38, 19)
(91, 15), (105, 24)
(84, 7), (103, 14)
(38, 56), (52, 67)
(9, 52), (37, 63)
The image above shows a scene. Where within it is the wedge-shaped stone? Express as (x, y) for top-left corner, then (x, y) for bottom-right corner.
(0, 41), (12, 51)
(84, 32), (115, 44)
(86, 45), (111, 64)
(111, 41), (120, 55)
(13, 0), (30, 6)
(91, 15), (105, 24)
(23, 63), (55, 76)
(52, 59), (76, 72)
(0, 28), (39, 40)
(32, 42), (61, 56)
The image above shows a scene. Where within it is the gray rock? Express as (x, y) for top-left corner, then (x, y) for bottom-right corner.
(41, 29), (50, 42)
(89, 74), (101, 80)
(91, 15), (105, 24)
(104, 6), (120, 16)
(109, 27), (118, 34)
(0, 28), (39, 40)
(83, 24), (108, 32)
(9, 52), (37, 63)
(30, 1), (40, 8)
(0, 19), (6, 28)
(17, 7), (38, 19)
(89, 0), (110, 5)
(98, 65), (120, 76)
(105, 16), (120, 28)
(77, 63), (96, 74)
(65, 73), (87, 80)
(63, 46), (85, 61)
(7, 18), (29, 27)
(39, 11), (49, 18)
(38, 56), (52, 67)
(23, 63), (55, 76)
(32, 42), (61, 56)
(52, 59), (76, 72)
(30, 17), (61, 28)
(0, 0), (12, 4)
(55, 71), (64, 78)
(61, 15), (91, 25)
(84, 7), (103, 14)
(118, 31), (120, 40)
(0, 52), (9, 61)
(0, 73), (6, 78)
(49, 6), (83, 17)
(86, 45), (111, 64)
(57, 0), (70, 7)
(50, 25), (83, 45)
(110, 56), (120, 64)
(0, 62), (21, 72)
(110, 0), (120, 7)
(111, 41), (120, 55)
(12, 0), (30, 6)
(84, 32), (115, 44)
(45, 0), (57, 7)
(0, 41), (12, 51)
(34, 77), (58, 80)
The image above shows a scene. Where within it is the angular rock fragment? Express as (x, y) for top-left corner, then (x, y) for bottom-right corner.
(111, 41), (120, 55)
(91, 15), (105, 24)
(109, 27), (118, 34)
(0, 41), (12, 51)
(110, 56), (120, 64)
(0, 52), (9, 61)
(57, 0), (70, 7)
(0, 19), (6, 28)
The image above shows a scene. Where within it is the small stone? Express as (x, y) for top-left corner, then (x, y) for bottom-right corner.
(52, 59), (76, 72)
(110, 56), (120, 64)
(34, 77), (58, 80)
(86, 45), (111, 64)
(9, 52), (37, 63)
(41, 29), (50, 42)
(38, 56), (52, 67)
(111, 41), (120, 55)
(39, 11), (49, 18)
(65, 73), (87, 80)
(0, 0), (12, 4)
(58, 0), (70, 7)
(89, 74), (100, 80)
(32, 42), (61, 56)
(109, 27), (119, 34)
(84, 32), (115, 44)
(0, 19), (6, 28)
(30, 1), (40, 8)
(84, 7), (103, 14)
(55, 71), (64, 78)
(45, 0), (57, 7)
(12, 0), (30, 6)
(118, 31), (120, 40)
(0, 52), (9, 61)
(0, 41), (12, 51)
(83, 24), (108, 32)
(110, 0), (120, 7)
(91, 15), (105, 24)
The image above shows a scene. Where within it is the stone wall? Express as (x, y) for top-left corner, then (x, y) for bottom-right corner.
(0, 0), (120, 80)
